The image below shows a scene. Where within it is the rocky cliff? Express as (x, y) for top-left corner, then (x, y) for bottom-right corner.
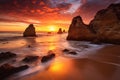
(67, 3), (120, 44)
(23, 24), (37, 37)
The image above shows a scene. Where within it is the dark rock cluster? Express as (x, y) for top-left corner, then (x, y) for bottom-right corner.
(0, 50), (56, 79)
(0, 52), (16, 61)
(0, 64), (29, 79)
(67, 3), (120, 44)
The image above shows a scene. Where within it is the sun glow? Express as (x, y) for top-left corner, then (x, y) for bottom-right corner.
(49, 26), (57, 32)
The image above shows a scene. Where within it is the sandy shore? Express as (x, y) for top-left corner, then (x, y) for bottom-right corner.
(18, 45), (120, 80)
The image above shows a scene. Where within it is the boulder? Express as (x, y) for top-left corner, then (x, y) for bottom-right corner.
(0, 52), (16, 61)
(62, 49), (69, 52)
(22, 56), (40, 63)
(41, 53), (55, 63)
(67, 16), (96, 41)
(23, 24), (37, 37)
(0, 64), (29, 79)
(57, 28), (63, 34)
(67, 3), (120, 44)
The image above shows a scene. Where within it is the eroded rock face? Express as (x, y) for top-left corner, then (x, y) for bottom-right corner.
(67, 3), (120, 44)
(89, 3), (120, 44)
(23, 24), (37, 37)
(67, 16), (95, 41)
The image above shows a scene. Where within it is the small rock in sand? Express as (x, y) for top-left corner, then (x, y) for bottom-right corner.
(41, 53), (55, 63)
(22, 56), (40, 63)
(62, 49), (69, 52)
(69, 51), (78, 55)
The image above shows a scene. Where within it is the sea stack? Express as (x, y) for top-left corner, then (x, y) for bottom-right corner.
(57, 28), (63, 34)
(23, 24), (37, 37)
(67, 3), (120, 44)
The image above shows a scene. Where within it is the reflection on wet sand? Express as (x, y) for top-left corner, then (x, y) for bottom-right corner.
(22, 55), (120, 80)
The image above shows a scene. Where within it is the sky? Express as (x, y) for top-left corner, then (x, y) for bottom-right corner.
(0, 0), (120, 32)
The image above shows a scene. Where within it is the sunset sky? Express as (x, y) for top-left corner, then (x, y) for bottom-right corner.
(0, 0), (120, 32)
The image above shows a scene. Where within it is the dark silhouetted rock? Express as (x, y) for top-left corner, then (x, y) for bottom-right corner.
(23, 24), (37, 37)
(63, 29), (66, 33)
(57, 28), (63, 34)
(0, 52), (16, 61)
(67, 3), (120, 44)
(62, 49), (69, 52)
(41, 53), (55, 63)
(22, 56), (40, 63)
(0, 64), (29, 79)
(67, 16), (96, 41)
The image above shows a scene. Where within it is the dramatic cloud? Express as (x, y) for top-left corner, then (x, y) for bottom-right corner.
(0, 0), (120, 25)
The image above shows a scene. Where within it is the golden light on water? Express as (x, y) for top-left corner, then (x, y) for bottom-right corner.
(49, 57), (72, 74)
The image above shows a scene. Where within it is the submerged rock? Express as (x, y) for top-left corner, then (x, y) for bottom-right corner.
(41, 53), (55, 63)
(22, 56), (40, 63)
(67, 3), (120, 44)
(23, 24), (37, 37)
(0, 52), (16, 61)
(0, 64), (29, 79)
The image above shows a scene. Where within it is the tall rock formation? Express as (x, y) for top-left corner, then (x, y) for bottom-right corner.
(67, 16), (95, 41)
(89, 3), (120, 43)
(23, 24), (37, 37)
(67, 3), (120, 44)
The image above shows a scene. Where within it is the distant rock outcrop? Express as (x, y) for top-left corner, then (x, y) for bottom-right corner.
(67, 16), (95, 41)
(23, 24), (37, 37)
(67, 3), (120, 44)
(57, 28), (63, 34)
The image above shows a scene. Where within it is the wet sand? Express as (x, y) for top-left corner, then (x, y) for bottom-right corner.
(19, 45), (120, 80)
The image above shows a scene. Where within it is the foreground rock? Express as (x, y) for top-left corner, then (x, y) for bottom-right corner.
(22, 56), (40, 63)
(41, 54), (55, 63)
(23, 24), (37, 37)
(67, 3), (120, 44)
(0, 64), (29, 79)
(0, 52), (16, 61)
